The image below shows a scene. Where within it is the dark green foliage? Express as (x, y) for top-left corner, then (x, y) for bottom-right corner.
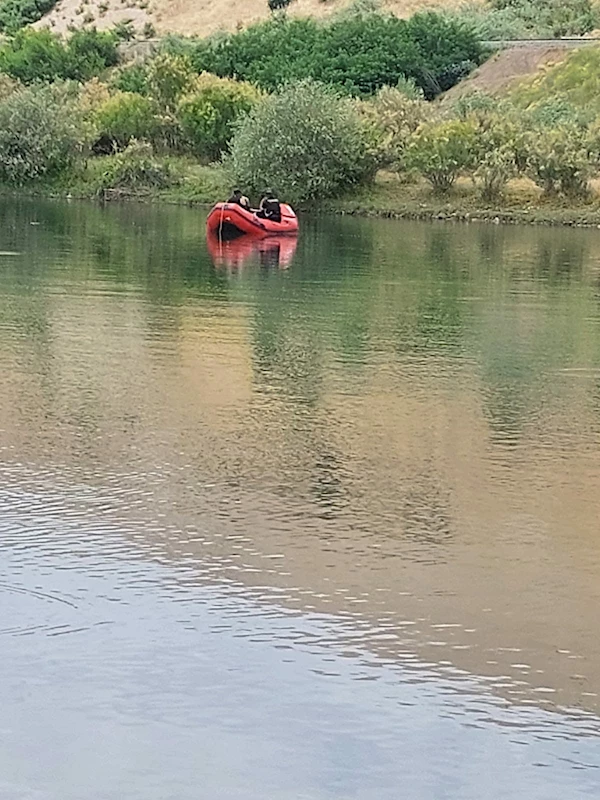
(185, 12), (485, 98)
(268, 0), (292, 10)
(111, 63), (150, 95)
(0, 0), (56, 34)
(0, 29), (67, 83)
(0, 28), (118, 84)
(402, 13), (481, 95)
(66, 29), (119, 80)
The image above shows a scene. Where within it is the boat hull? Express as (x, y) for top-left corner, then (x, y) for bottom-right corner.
(206, 202), (299, 238)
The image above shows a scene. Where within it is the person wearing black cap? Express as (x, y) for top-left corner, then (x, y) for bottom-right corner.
(227, 188), (250, 209)
(257, 188), (281, 223)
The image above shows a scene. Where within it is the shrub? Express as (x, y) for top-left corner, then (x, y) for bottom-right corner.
(147, 53), (195, 111)
(0, 27), (117, 84)
(0, 0), (57, 33)
(79, 76), (111, 118)
(230, 79), (375, 203)
(111, 62), (150, 94)
(361, 85), (430, 168)
(402, 12), (483, 96)
(472, 117), (522, 201)
(524, 124), (594, 197)
(447, 89), (497, 121)
(489, 0), (598, 37)
(113, 20), (136, 40)
(395, 74), (424, 101)
(0, 83), (88, 184)
(64, 28), (118, 81)
(96, 91), (158, 149)
(405, 119), (477, 193)
(189, 12), (485, 98)
(177, 73), (259, 160)
(99, 139), (173, 192)
(0, 28), (68, 83)
(445, 0), (599, 39)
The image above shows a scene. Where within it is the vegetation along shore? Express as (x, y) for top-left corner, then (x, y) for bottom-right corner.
(4, 0), (600, 226)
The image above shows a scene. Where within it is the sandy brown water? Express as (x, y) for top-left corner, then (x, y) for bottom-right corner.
(1, 198), (600, 799)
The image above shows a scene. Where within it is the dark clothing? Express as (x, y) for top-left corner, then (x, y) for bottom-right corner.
(257, 197), (281, 223)
(227, 192), (250, 209)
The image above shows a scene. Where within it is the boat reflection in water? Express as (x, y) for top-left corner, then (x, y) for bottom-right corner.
(206, 230), (298, 270)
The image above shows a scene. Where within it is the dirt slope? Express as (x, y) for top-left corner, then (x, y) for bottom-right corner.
(442, 44), (571, 101)
(36, 0), (473, 37)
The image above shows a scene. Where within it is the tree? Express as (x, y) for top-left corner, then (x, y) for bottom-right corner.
(230, 79), (375, 203)
(405, 119), (477, 193)
(0, 83), (88, 184)
(177, 73), (259, 160)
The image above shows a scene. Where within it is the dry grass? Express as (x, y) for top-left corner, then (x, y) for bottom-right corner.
(327, 171), (600, 227)
(34, 0), (151, 34)
(152, 0), (473, 36)
(35, 0), (475, 37)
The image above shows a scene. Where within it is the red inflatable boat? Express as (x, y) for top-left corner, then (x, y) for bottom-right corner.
(206, 202), (299, 238)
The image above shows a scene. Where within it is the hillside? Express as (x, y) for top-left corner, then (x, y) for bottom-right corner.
(36, 0), (475, 36)
(442, 44), (571, 101)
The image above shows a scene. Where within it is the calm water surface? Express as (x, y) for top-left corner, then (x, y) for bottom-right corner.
(1, 198), (600, 799)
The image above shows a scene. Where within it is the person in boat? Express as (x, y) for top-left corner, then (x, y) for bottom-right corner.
(257, 189), (282, 223)
(227, 188), (250, 209)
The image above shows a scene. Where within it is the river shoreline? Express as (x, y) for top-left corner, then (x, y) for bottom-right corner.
(4, 166), (600, 229)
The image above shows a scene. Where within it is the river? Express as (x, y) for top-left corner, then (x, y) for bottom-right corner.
(1, 198), (600, 799)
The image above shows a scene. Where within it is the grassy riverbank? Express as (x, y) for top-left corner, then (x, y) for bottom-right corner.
(7, 160), (600, 229)
(327, 173), (600, 227)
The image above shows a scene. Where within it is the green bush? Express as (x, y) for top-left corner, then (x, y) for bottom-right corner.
(361, 85), (430, 169)
(230, 79), (376, 203)
(0, 28), (67, 83)
(490, 0), (598, 37)
(405, 119), (478, 193)
(0, 83), (88, 184)
(473, 117), (522, 200)
(0, 0), (57, 33)
(447, 89), (498, 121)
(445, 0), (599, 40)
(147, 53), (196, 111)
(111, 63), (149, 95)
(524, 124), (594, 197)
(96, 91), (158, 149)
(99, 139), (173, 193)
(178, 73), (259, 160)
(65, 28), (118, 81)
(187, 12), (485, 98)
(0, 28), (118, 84)
(394, 75), (424, 101)
(113, 20), (136, 41)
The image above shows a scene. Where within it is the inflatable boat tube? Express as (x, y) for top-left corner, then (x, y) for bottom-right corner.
(206, 202), (299, 238)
